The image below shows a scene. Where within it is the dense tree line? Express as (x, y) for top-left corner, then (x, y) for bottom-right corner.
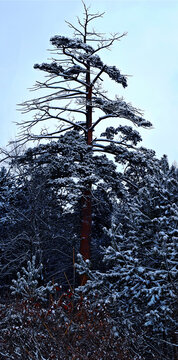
(1, 142), (177, 359)
(0, 2), (177, 359)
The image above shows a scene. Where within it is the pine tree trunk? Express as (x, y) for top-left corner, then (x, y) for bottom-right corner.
(80, 189), (92, 260)
(80, 63), (92, 285)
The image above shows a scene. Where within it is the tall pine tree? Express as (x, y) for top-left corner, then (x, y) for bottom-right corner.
(16, 2), (151, 284)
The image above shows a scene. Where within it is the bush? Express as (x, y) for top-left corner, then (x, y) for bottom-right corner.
(0, 290), (134, 360)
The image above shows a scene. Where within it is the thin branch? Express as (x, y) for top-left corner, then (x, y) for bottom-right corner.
(92, 32), (127, 55)
(19, 92), (87, 112)
(93, 138), (137, 150)
(91, 66), (106, 86)
(65, 20), (83, 37)
(87, 12), (105, 23)
(63, 48), (88, 68)
(91, 114), (117, 130)
(38, 105), (86, 115)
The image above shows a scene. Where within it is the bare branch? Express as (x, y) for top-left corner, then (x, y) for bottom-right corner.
(66, 20), (83, 37)
(92, 32), (127, 55)
(36, 104), (86, 116)
(87, 12), (105, 23)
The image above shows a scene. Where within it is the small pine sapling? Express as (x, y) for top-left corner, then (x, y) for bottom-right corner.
(11, 255), (57, 302)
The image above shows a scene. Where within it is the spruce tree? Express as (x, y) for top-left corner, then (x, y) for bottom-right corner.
(77, 153), (178, 359)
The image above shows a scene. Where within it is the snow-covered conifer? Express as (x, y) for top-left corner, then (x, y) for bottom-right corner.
(11, 255), (56, 302)
(76, 155), (178, 359)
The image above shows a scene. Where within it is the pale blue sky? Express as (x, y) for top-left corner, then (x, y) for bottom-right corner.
(0, 0), (178, 164)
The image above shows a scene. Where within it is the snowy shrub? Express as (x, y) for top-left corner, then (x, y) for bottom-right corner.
(0, 290), (134, 360)
(10, 255), (56, 302)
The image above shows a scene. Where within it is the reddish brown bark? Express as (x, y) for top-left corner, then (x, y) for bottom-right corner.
(80, 187), (92, 285)
(79, 63), (92, 285)
(86, 86), (92, 145)
(80, 188), (92, 260)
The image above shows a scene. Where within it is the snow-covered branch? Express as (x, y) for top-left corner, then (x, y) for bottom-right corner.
(91, 97), (152, 129)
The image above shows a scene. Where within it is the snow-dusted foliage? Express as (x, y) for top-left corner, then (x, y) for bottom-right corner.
(0, 130), (122, 291)
(101, 125), (142, 144)
(0, 167), (26, 291)
(0, 167), (11, 227)
(34, 62), (87, 78)
(49, 35), (128, 86)
(0, 161), (67, 291)
(93, 97), (151, 127)
(50, 35), (94, 52)
(76, 155), (178, 359)
(34, 37), (128, 87)
(10, 255), (56, 302)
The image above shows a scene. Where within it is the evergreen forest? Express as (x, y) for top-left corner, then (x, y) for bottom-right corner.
(0, 3), (177, 359)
